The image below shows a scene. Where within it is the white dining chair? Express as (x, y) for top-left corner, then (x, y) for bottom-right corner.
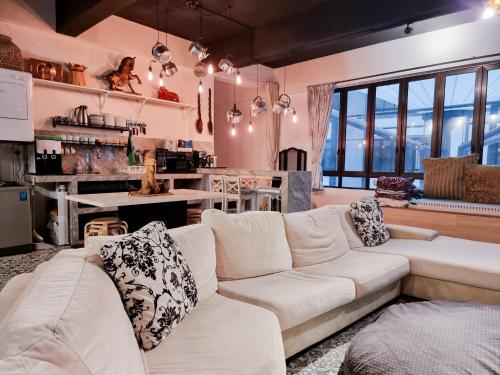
(223, 175), (253, 213)
(254, 176), (282, 211)
(209, 175), (225, 211)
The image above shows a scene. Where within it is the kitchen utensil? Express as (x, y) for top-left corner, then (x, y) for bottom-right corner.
(74, 105), (89, 125)
(103, 113), (114, 126)
(66, 63), (87, 86)
(226, 104), (242, 124)
(208, 88), (213, 135)
(196, 92), (203, 134)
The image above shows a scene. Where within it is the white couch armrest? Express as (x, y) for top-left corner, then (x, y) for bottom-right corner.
(387, 224), (438, 241)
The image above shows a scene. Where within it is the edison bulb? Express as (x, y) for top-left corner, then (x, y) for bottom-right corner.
(198, 80), (203, 94)
(147, 67), (153, 81)
(159, 74), (164, 87)
(231, 127), (236, 136)
(248, 122), (253, 133)
(292, 111), (298, 123)
(236, 70), (242, 85)
(208, 63), (214, 75)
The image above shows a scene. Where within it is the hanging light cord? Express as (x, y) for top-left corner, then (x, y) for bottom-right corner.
(233, 70), (236, 107)
(165, 6), (168, 45)
(199, 7), (203, 39)
(283, 65), (287, 94)
(256, 64), (259, 96)
(156, 0), (160, 42)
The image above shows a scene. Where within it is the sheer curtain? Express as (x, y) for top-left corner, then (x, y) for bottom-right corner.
(307, 82), (335, 190)
(265, 81), (281, 170)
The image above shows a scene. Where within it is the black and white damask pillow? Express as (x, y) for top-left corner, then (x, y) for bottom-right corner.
(99, 221), (198, 350)
(350, 199), (390, 247)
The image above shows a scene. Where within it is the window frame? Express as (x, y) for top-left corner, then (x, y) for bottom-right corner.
(322, 60), (500, 189)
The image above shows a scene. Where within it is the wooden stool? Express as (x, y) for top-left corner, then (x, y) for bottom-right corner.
(84, 217), (128, 239)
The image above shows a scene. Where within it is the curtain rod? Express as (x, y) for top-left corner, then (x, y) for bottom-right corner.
(333, 52), (500, 86)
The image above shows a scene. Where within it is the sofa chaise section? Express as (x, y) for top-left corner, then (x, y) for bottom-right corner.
(358, 236), (500, 304)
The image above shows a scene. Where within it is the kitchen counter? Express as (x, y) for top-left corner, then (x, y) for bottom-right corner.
(25, 173), (203, 183)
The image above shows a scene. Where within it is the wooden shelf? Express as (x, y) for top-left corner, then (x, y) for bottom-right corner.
(53, 118), (129, 132)
(33, 78), (195, 111)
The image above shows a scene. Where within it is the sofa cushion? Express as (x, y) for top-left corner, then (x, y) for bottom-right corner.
(423, 153), (478, 200)
(0, 273), (33, 322)
(295, 250), (409, 298)
(0, 250), (147, 375)
(334, 205), (365, 248)
(358, 236), (500, 292)
(168, 224), (217, 301)
(218, 270), (355, 331)
(144, 293), (285, 375)
(85, 224), (217, 302)
(99, 221), (198, 350)
(350, 200), (390, 247)
(283, 205), (350, 267)
(201, 209), (292, 280)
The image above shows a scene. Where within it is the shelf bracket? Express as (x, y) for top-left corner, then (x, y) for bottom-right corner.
(136, 98), (147, 116)
(99, 92), (109, 113)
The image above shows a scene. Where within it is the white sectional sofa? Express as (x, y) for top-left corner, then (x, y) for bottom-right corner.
(1, 204), (499, 374)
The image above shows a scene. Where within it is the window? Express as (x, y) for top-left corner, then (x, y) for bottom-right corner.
(404, 78), (435, 173)
(482, 68), (500, 165)
(440, 72), (476, 157)
(372, 83), (400, 172)
(345, 89), (369, 172)
(322, 62), (500, 189)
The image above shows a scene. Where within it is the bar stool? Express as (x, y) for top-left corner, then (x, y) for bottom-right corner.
(84, 217), (128, 239)
(254, 176), (282, 211)
(224, 175), (253, 213)
(209, 175), (225, 210)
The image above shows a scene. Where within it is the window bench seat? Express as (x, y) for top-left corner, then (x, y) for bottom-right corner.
(382, 199), (500, 244)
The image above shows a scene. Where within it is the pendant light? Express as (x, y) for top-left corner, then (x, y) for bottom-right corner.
(226, 71), (242, 127)
(251, 64), (267, 117)
(218, 6), (237, 74)
(207, 62), (214, 74)
(236, 69), (242, 85)
(248, 119), (253, 133)
(151, 0), (172, 64)
(482, 0), (500, 18)
(273, 65), (297, 120)
(188, 7), (209, 61)
(198, 79), (203, 94)
(162, 9), (178, 77)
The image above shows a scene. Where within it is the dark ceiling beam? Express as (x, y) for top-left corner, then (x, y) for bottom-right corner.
(56, 0), (139, 36)
(208, 0), (482, 68)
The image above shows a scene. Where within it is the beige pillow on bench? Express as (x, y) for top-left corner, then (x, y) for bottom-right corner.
(423, 154), (478, 200)
(464, 164), (500, 204)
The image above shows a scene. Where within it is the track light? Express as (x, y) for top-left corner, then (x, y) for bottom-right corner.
(208, 62), (214, 74)
(147, 65), (153, 81)
(198, 80), (203, 94)
(236, 70), (242, 85)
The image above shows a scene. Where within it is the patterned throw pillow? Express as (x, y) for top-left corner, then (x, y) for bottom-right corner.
(350, 200), (390, 247)
(99, 221), (198, 350)
(376, 176), (415, 192)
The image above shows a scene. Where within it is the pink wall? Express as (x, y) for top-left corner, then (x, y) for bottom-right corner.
(0, 0), (214, 149)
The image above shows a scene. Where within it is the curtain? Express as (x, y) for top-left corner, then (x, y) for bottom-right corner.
(307, 82), (335, 190)
(265, 81), (281, 170)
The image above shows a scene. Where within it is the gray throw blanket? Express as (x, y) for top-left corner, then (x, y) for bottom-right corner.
(346, 300), (500, 375)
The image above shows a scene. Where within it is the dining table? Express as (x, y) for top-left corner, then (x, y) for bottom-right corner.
(65, 188), (224, 232)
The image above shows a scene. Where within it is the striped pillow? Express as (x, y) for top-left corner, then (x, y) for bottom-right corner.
(423, 154), (478, 200)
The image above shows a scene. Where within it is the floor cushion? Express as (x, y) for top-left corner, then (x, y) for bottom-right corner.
(346, 300), (500, 375)
(295, 250), (409, 298)
(144, 294), (286, 375)
(358, 236), (500, 291)
(218, 270), (356, 331)
(283, 205), (350, 267)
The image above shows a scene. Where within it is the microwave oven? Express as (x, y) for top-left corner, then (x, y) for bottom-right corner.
(155, 149), (195, 173)
(0, 68), (34, 142)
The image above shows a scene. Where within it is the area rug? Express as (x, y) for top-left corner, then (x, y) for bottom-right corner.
(1, 250), (410, 375)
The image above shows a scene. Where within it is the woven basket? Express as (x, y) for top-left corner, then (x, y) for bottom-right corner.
(0, 34), (23, 71)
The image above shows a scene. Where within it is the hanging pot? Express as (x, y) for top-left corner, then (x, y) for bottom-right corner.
(218, 56), (236, 74)
(0, 34), (23, 71)
(251, 95), (268, 117)
(272, 94), (291, 114)
(163, 61), (178, 77)
(194, 61), (208, 78)
(188, 38), (209, 61)
(152, 41), (172, 64)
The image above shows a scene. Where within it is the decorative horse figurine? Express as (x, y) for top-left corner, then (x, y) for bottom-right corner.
(102, 56), (142, 95)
